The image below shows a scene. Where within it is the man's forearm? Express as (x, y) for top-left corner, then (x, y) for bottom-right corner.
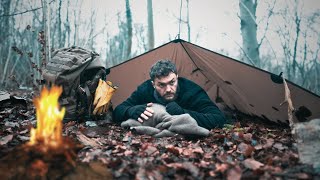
(113, 105), (131, 123)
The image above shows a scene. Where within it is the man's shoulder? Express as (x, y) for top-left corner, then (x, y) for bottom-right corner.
(137, 79), (153, 91)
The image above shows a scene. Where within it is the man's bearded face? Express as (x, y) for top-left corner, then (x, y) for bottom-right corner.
(152, 72), (178, 102)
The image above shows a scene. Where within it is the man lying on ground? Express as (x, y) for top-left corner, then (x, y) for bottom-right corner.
(113, 59), (226, 136)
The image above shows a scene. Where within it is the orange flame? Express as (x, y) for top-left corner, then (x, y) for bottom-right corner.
(29, 86), (65, 148)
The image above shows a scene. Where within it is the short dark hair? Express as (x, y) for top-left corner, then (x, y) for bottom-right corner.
(149, 59), (177, 80)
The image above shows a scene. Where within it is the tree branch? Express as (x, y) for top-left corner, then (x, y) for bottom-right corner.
(258, 0), (276, 49)
(0, 0), (56, 17)
(222, 33), (256, 66)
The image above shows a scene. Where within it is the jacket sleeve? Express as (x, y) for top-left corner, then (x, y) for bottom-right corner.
(183, 89), (226, 130)
(113, 86), (146, 123)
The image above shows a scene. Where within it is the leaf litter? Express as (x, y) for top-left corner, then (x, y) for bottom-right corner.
(0, 90), (319, 179)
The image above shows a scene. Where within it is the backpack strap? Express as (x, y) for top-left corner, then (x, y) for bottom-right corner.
(84, 83), (93, 118)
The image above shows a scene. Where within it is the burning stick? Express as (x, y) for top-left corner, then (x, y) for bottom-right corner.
(28, 86), (65, 149)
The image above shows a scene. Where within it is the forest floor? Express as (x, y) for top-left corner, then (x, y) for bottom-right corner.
(0, 89), (319, 179)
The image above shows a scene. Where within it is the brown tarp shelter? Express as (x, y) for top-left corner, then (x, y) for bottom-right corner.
(107, 39), (320, 125)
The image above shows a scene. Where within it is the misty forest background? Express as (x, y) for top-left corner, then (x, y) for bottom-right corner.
(0, 0), (320, 96)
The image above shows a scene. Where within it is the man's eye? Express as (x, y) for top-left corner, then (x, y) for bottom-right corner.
(159, 84), (164, 88)
(170, 81), (175, 85)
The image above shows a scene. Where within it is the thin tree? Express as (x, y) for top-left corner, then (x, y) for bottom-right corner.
(239, 0), (260, 67)
(0, 0), (12, 85)
(172, 0), (191, 41)
(73, 1), (80, 46)
(41, 0), (51, 66)
(125, 0), (133, 58)
(82, 9), (97, 49)
(65, 0), (71, 46)
(57, 0), (62, 47)
(291, 1), (301, 78)
(147, 0), (154, 50)
(186, 0), (191, 42)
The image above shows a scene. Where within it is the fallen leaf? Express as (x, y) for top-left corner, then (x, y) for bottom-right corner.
(4, 121), (20, 128)
(135, 167), (147, 180)
(273, 142), (287, 151)
(263, 138), (274, 149)
(192, 147), (204, 154)
(243, 158), (264, 170)
(227, 165), (242, 180)
(0, 134), (13, 145)
(182, 162), (199, 177)
(217, 153), (229, 163)
(209, 170), (217, 177)
(143, 145), (158, 156)
(198, 160), (210, 167)
(166, 162), (199, 177)
(182, 148), (193, 157)
(17, 135), (30, 141)
(166, 145), (180, 156)
(254, 144), (263, 150)
(112, 145), (127, 154)
(215, 163), (229, 173)
(122, 131), (132, 142)
(203, 152), (213, 161)
(295, 173), (310, 179)
(124, 150), (133, 156)
(237, 142), (254, 157)
(146, 169), (163, 180)
(243, 133), (252, 141)
(5, 128), (12, 133)
(82, 149), (103, 163)
(0, 91), (10, 102)
(19, 129), (29, 134)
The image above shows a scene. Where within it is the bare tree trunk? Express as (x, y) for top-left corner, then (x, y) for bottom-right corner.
(239, 0), (260, 67)
(50, 3), (56, 51)
(65, 0), (71, 46)
(86, 10), (96, 49)
(317, 63), (320, 95)
(41, 0), (51, 66)
(73, 8), (79, 46)
(0, 0), (11, 86)
(0, 0), (11, 45)
(32, 5), (42, 88)
(1, 38), (13, 85)
(125, 0), (132, 58)
(0, 0), (12, 85)
(73, 0), (83, 46)
(292, 1), (301, 78)
(147, 0), (154, 50)
(57, 0), (62, 47)
(186, 0), (191, 42)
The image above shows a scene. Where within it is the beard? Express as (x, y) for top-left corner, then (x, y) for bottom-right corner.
(154, 90), (176, 103)
(154, 86), (179, 104)
(163, 92), (177, 102)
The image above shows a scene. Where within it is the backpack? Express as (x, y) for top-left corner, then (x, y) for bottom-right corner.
(42, 46), (109, 122)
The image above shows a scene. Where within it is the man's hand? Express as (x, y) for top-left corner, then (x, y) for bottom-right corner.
(166, 102), (184, 115)
(127, 103), (154, 123)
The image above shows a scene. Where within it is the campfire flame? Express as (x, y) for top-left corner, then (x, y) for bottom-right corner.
(29, 86), (65, 148)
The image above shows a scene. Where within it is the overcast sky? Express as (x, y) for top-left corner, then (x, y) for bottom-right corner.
(75, 0), (320, 63)
(14, 0), (320, 65)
